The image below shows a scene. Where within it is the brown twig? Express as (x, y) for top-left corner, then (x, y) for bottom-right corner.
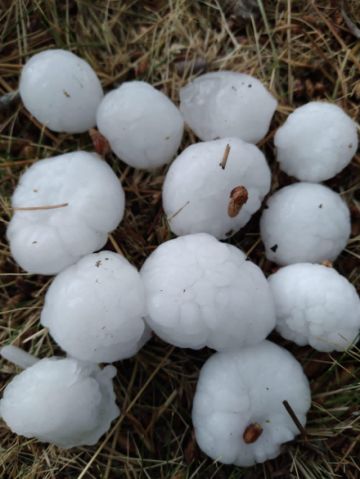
(167, 201), (190, 221)
(13, 203), (69, 211)
(282, 400), (307, 437)
(219, 144), (231, 169)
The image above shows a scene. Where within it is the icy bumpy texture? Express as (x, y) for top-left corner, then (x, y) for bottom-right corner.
(97, 81), (184, 169)
(260, 183), (350, 265)
(141, 234), (275, 350)
(41, 251), (150, 363)
(180, 71), (277, 143)
(269, 264), (360, 352)
(192, 341), (311, 467)
(163, 138), (271, 239)
(19, 49), (103, 133)
(0, 358), (119, 448)
(7, 152), (125, 275)
(275, 102), (358, 182)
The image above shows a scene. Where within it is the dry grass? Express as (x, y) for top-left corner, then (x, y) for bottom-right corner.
(0, 1), (360, 478)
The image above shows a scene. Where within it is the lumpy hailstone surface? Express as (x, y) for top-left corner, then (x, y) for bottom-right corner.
(180, 71), (277, 143)
(7, 152), (125, 275)
(41, 251), (150, 363)
(163, 138), (271, 239)
(0, 358), (119, 448)
(19, 49), (103, 133)
(275, 102), (358, 182)
(96, 81), (184, 169)
(141, 234), (275, 350)
(260, 183), (351, 265)
(192, 341), (311, 467)
(269, 264), (360, 352)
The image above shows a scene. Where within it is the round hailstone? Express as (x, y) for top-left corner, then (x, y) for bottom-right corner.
(260, 183), (350, 265)
(275, 102), (358, 182)
(140, 234), (275, 350)
(180, 71), (277, 143)
(41, 251), (150, 363)
(7, 151), (125, 275)
(268, 263), (360, 352)
(163, 138), (271, 239)
(0, 357), (119, 448)
(192, 340), (311, 467)
(96, 81), (184, 169)
(19, 49), (103, 133)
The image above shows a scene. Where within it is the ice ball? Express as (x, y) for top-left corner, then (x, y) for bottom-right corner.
(140, 233), (275, 350)
(163, 138), (271, 239)
(192, 341), (311, 466)
(275, 102), (358, 182)
(0, 357), (119, 448)
(269, 263), (360, 351)
(260, 183), (351, 265)
(7, 151), (125, 275)
(19, 49), (103, 133)
(41, 251), (150, 363)
(96, 81), (184, 169)
(180, 71), (277, 143)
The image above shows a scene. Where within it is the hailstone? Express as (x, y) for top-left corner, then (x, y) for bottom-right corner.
(180, 71), (277, 143)
(19, 49), (103, 133)
(41, 251), (150, 363)
(192, 340), (311, 466)
(275, 102), (358, 182)
(0, 357), (119, 448)
(163, 138), (271, 239)
(140, 233), (275, 350)
(7, 151), (125, 275)
(260, 183), (350, 265)
(96, 81), (184, 169)
(269, 263), (360, 351)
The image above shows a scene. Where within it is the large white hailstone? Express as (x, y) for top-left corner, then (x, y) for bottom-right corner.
(0, 353), (119, 448)
(41, 251), (150, 363)
(275, 102), (358, 182)
(192, 341), (311, 467)
(7, 151), (125, 275)
(19, 49), (103, 133)
(180, 71), (277, 143)
(163, 138), (271, 239)
(260, 183), (351, 265)
(96, 81), (184, 169)
(269, 264), (360, 352)
(140, 234), (275, 350)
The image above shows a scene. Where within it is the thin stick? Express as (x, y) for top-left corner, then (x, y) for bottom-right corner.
(282, 400), (307, 437)
(13, 203), (69, 211)
(167, 200), (190, 221)
(219, 144), (231, 169)
(108, 233), (124, 255)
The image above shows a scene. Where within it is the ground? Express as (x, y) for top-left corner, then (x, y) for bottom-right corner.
(0, 1), (359, 478)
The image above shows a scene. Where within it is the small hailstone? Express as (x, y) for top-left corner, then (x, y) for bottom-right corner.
(0, 356), (119, 448)
(7, 151), (125, 275)
(41, 251), (150, 363)
(268, 264), (360, 352)
(275, 102), (358, 182)
(140, 233), (275, 350)
(192, 340), (311, 467)
(180, 71), (277, 143)
(96, 81), (184, 169)
(19, 49), (103, 133)
(163, 138), (271, 239)
(260, 183), (351, 265)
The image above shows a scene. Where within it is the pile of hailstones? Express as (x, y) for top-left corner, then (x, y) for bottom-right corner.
(1, 49), (360, 466)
